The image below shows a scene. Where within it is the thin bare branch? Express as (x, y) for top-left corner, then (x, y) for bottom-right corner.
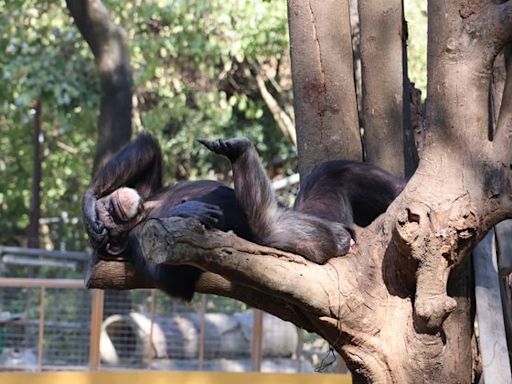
(255, 73), (297, 145)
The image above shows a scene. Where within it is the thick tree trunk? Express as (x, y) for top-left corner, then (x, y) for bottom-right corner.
(138, 2), (512, 382)
(288, 0), (362, 179)
(358, 0), (405, 177)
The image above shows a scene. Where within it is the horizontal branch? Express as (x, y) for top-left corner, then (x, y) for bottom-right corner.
(85, 251), (316, 330)
(195, 273), (317, 331)
(85, 252), (155, 290)
(139, 217), (337, 317)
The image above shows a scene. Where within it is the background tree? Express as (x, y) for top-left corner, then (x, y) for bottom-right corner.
(66, 0), (133, 173)
(66, 0), (135, 316)
(0, 1), (98, 249)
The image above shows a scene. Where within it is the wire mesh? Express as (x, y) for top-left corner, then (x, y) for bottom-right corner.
(0, 279), (346, 373)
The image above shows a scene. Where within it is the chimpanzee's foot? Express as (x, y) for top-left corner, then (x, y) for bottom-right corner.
(197, 137), (253, 161)
(304, 222), (352, 264)
(332, 224), (353, 256)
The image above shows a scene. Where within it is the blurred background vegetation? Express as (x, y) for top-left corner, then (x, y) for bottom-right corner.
(0, 0), (426, 254)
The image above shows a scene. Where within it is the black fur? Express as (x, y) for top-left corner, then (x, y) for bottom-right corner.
(85, 133), (405, 299)
(198, 138), (354, 263)
(295, 160), (406, 230)
(83, 134), (252, 301)
(199, 137), (406, 264)
(83, 134), (163, 250)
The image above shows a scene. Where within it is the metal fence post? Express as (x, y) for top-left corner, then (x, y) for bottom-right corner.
(37, 287), (45, 370)
(89, 289), (104, 370)
(251, 309), (263, 371)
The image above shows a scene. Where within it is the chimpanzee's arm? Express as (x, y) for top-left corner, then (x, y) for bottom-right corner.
(126, 235), (200, 301)
(87, 133), (163, 198)
(127, 182), (248, 302)
(83, 133), (163, 249)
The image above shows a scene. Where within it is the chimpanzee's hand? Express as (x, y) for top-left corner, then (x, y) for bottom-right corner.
(168, 200), (224, 229)
(82, 190), (108, 250)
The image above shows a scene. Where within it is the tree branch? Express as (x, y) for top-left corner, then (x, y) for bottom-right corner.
(85, 246), (317, 331)
(85, 252), (155, 290)
(66, 0), (133, 172)
(194, 273), (317, 332)
(254, 72), (297, 145)
(139, 217), (340, 318)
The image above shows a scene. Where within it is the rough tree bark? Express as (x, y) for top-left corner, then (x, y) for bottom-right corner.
(66, 0), (133, 173)
(142, 2), (512, 382)
(85, 1), (512, 382)
(358, 0), (405, 177)
(288, 0), (362, 179)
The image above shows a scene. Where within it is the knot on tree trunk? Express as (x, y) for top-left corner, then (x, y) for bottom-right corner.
(393, 196), (478, 331)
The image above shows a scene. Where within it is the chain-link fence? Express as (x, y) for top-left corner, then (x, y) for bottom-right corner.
(0, 276), (347, 373)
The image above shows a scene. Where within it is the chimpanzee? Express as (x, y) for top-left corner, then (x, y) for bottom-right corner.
(83, 133), (253, 301)
(84, 134), (405, 299)
(198, 137), (406, 263)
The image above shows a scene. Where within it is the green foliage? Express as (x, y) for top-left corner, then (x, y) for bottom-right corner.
(113, 0), (293, 178)
(405, 0), (427, 98)
(0, 1), (98, 247)
(0, 0), (292, 250)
